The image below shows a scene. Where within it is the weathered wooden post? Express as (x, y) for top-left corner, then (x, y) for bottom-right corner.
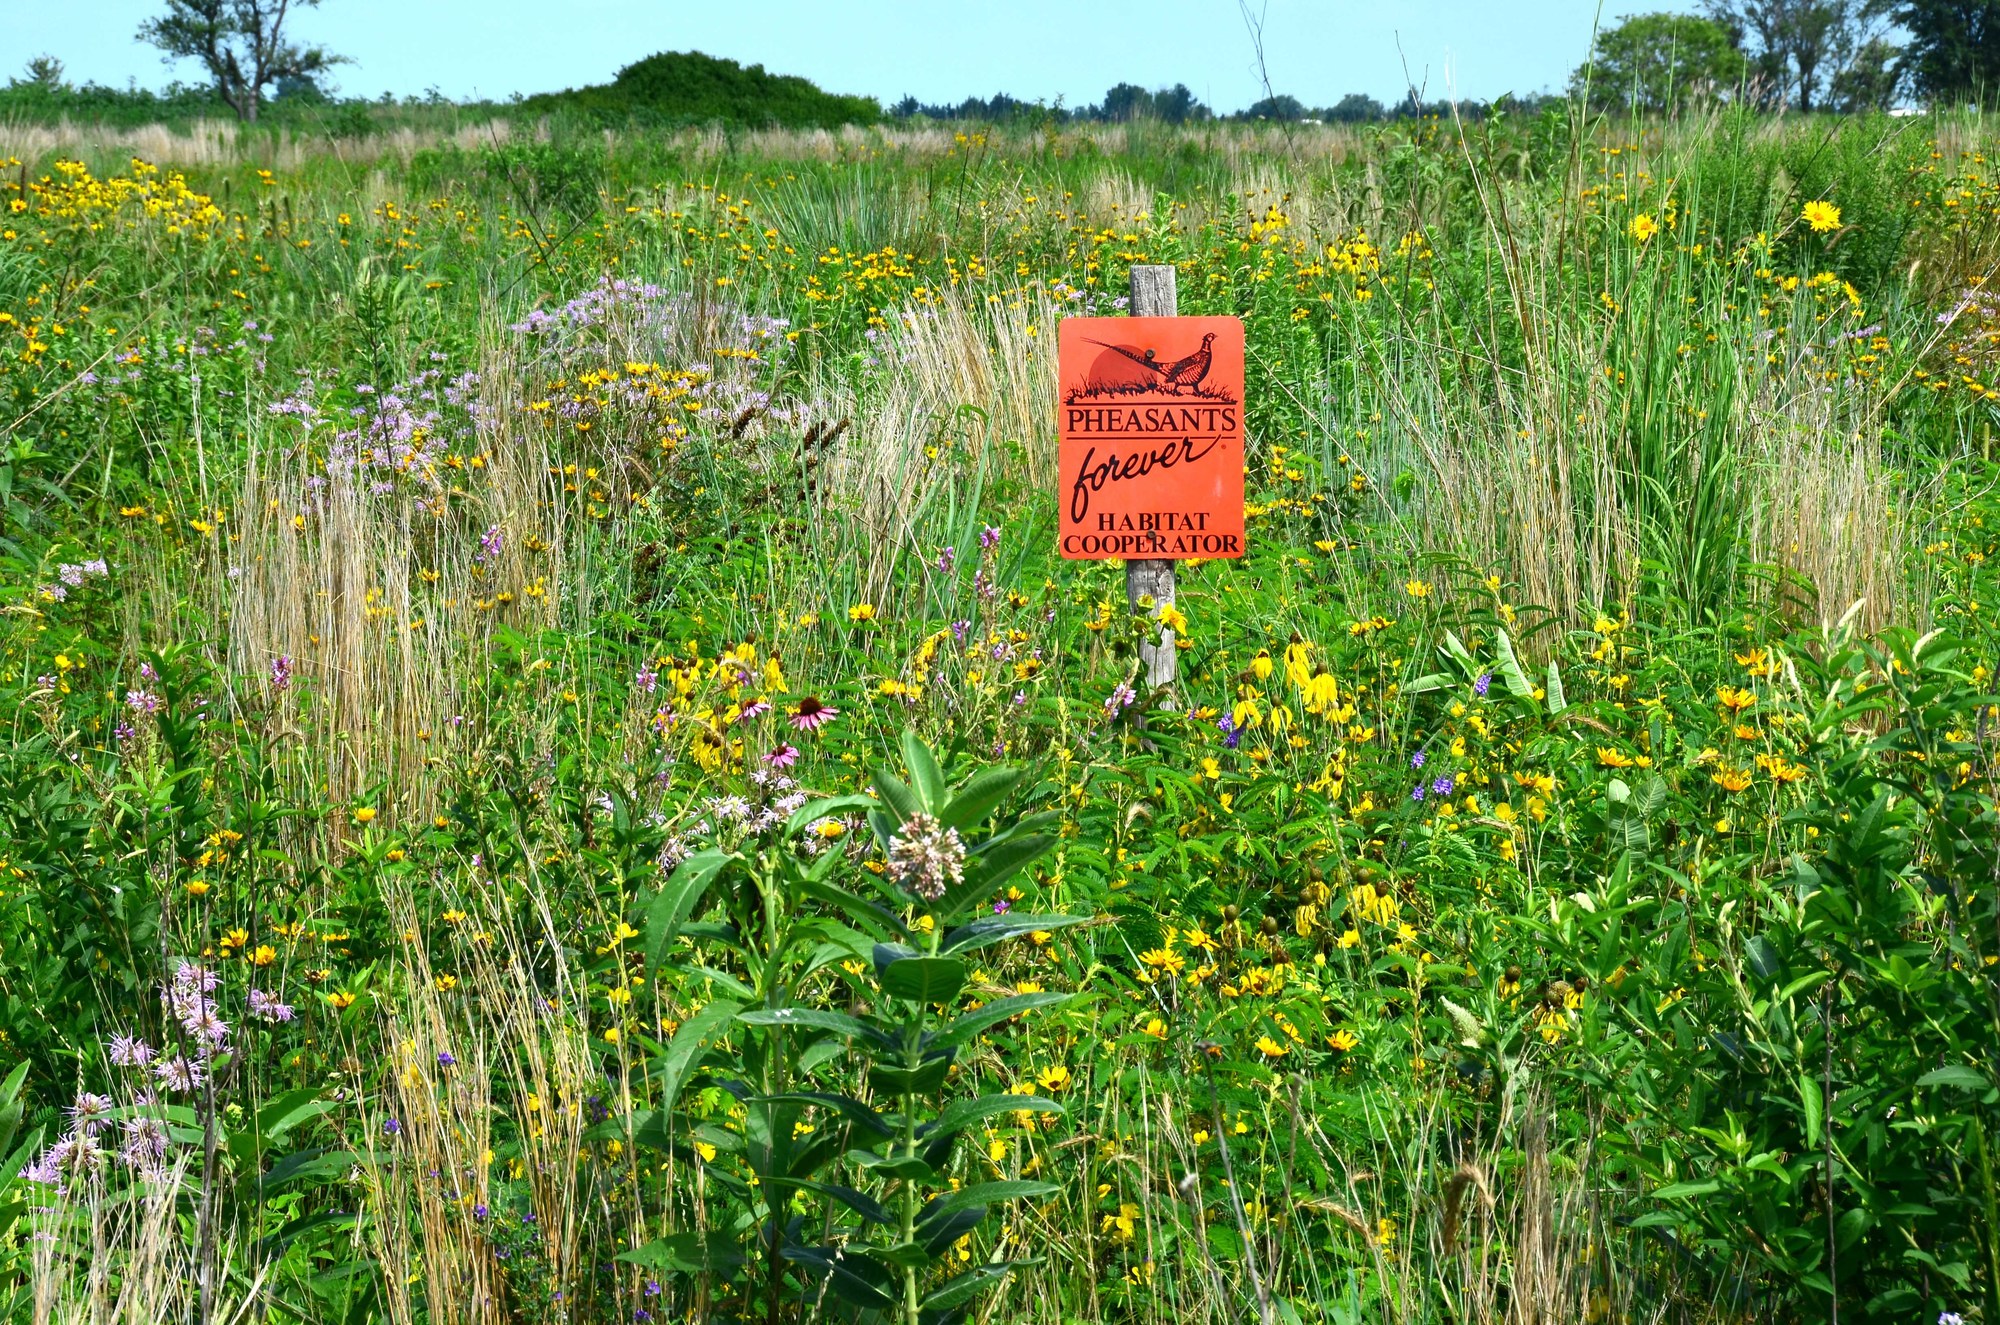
(1127, 264), (1179, 692)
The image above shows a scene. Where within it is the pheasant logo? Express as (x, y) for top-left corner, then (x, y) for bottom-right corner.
(1067, 329), (1236, 403)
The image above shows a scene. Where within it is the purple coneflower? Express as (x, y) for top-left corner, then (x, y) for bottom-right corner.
(790, 696), (838, 732)
(732, 698), (772, 724)
(764, 744), (799, 769)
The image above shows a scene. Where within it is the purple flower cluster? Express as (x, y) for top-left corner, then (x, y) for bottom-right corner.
(19, 963), (262, 1192)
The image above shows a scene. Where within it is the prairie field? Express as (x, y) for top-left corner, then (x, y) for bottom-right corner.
(1, 107), (1998, 1325)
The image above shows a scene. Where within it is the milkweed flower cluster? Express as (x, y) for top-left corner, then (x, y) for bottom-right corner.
(888, 812), (966, 903)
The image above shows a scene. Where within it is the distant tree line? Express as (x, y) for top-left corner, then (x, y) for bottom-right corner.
(7, 0), (1996, 132)
(1576, 1), (2000, 113)
(892, 83), (1560, 125)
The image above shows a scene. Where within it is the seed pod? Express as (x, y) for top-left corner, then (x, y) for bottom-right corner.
(1504, 964), (1522, 984)
(1223, 904), (1240, 923)
(1259, 915), (1279, 937)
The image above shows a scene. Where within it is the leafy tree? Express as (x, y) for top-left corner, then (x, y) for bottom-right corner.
(1829, 34), (1904, 107)
(527, 51), (880, 129)
(1100, 82), (1153, 121)
(1573, 12), (1749, 111)
(1243, 93), (1306, 120)
(1325, 92), (1387, 121)
(12, 56), (65, 92)
(1100, 82), (1211, 124)
(136, 0), (345, 123)
(1153, 83), (1210, 123)
(1703, 0), (1893, 110)
(1892, 0), (2000, 103)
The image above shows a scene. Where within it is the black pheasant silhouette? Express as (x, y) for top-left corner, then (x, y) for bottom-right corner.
(1084, 332), (1216, 394)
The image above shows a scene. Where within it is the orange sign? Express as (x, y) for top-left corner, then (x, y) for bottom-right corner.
(1057, 316), (1245, 560)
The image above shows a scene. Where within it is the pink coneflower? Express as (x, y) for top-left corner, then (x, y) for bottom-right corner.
(765, 744), (800, 769)
(732, 698), (773, 724)
(790, 696), (838, 732)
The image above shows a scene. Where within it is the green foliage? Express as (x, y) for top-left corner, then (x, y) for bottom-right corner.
(1893, 0), (2000, 105)
(526, 50), (881, 130)
(1574, 11), (1749, 112)
(626, 734), (1071, 1323)
(0, 108), (1997, 1325)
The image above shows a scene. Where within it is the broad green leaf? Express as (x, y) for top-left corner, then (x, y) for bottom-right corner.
(766, 1177), (893, 1224)
(1916, 1065), (1991, 1092)
(930, 1179), (1058, 1215)
(255, 1087), (332, 1140)
(1495, 629), (1535, 699)
(959, 832), (1055, 898)
(747, 1091), (893, 1138)
(880, 955), (967, 1004)
(783, 1245), (898, 1311)
(1798, 1071), (1823, 1147)
(900, 730), (947, 812)
(737, 1007), (896, 1050)
(646, 850), (729, 971)
(931, 992), (1072, 1051)
(620, 1233), (744, 1273)
(1653, 1179), (1721, 1200)
(650, 998), (743, 1121)
(1545, 659), (1567, 714)
(940, 913), (1087, 956)
(922, 1262), (1021, 1313)
(784, 792), (877, 839)
(940, 766), (1022, 832)
(1403, 672), (1454, 695)
(929, 1093), (1061, 1138)
(1442, 630), (1479, 675)
(871, 771), (919, 822)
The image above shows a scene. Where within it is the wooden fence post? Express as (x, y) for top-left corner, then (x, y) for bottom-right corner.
(1127, 264), (1178, 694)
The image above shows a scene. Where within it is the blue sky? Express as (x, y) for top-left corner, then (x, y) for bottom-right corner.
(16, 1), (1691, 110)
